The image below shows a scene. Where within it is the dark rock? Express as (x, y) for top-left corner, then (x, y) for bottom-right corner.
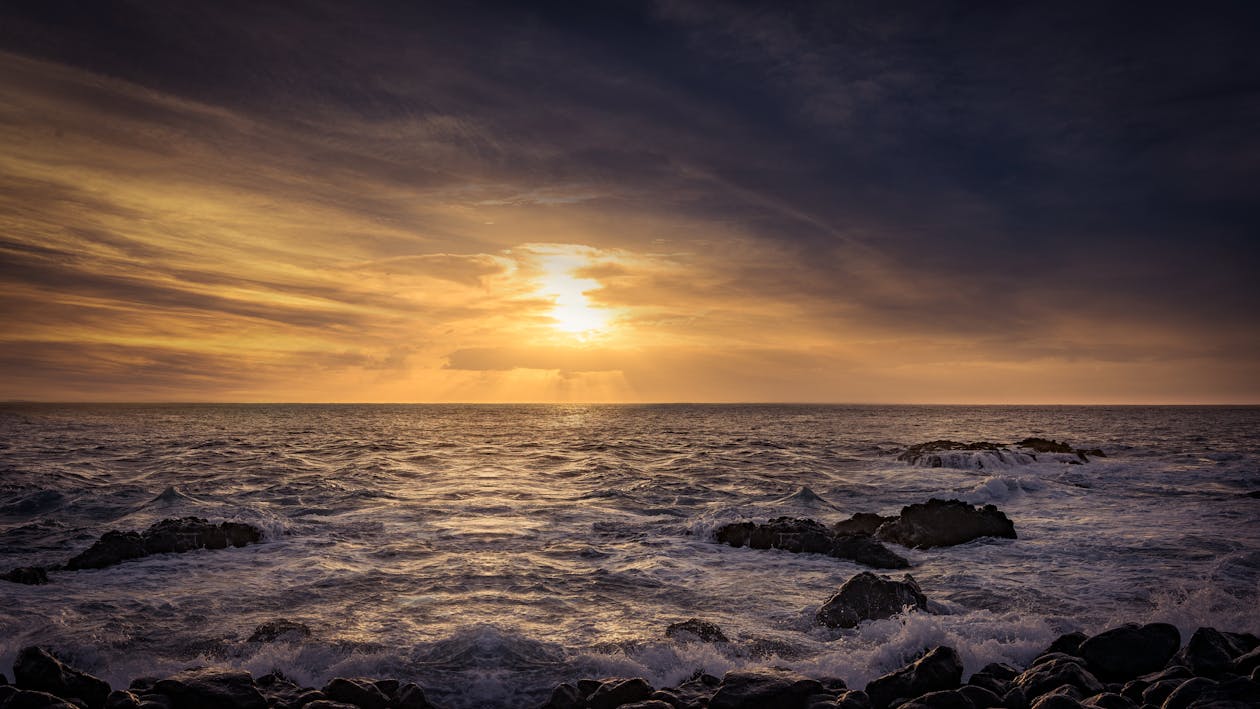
(13, 646), (111, 709)
(833, 690), (871, 709)
(303, 702), (358, 709)
(649, 674), (721, 709)
(393, 683), (434, 709)
(371, 679), (398, 698)
(967, 662), (1019, 696)
(1139, 678), (1181, 705)
(1039, 632), (1089, 660)
(291, 689), (328, 707)
(897, 441), (1005, 466)
(1245, 490), (1260, 499)
(65, 517), (262, 571)
(1027, 695), (1083, 709)
(815, 572), (928, 629)
(1, 690), (82, 708)
(709, 668), (824, 709)
(247, 619), (310, 643)
(875, 499), (1016, 549)
(538, 683), (582, 709)
(1138, 665), (1191, 683)
(716, 517), (909, 569)
(896, 689), (972, 709)
(1013, 657), (1104, 700)
(103, 691), (142, 709)
(832, 514), (893, 536)
(1079, 623), (1180, 681)
(2, 567), (49, 585)
(616, 702), (672, 709)
(1235, 646), (1260, 675)
(957, 685), (1003, 708)
(1160, 677), (1218, 709)
(1172, 627), (1251, 678)
(1003, 686), (1029, 709)
(666, 619), (729, 643)
(151, 669), (266, 709)
(0, 685), (15, 703)
(320, 678), (389, 709)
(1017, 438), (1075, 454)
(587, 678), (653, 709)
(1078, 692), (1133, 709)
(865, 646), (963, 709)
(1031, 653), (1083, 669)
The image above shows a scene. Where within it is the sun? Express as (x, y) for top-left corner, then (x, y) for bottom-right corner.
(535, 248), (612, 338)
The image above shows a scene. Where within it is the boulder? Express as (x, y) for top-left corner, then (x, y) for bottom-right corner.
(648, 674), (721, 708)
(394, 683), (434, 709)
(320, 678), (390, 709)
(875, 499), (1016, 549)
(665, 619), (729, 643)
(246, 619), (310, 643)
(1234, 646), (1260, 675)
(1139, 678), (1182, 705)
(1078, 623), (1180, 680)
(896, 689), (973, 709)
(967, 662), (1019, 696)
(539, 683), (582, 709)
(1172, 627), (1251, 678)
(104, 690), (142, 709)
(865, 646), (963, 709)
(897, 441), (1006, 466)
(832, 514), (893, 536)
(1038, 632), (1089, 660)
(13, 646), (111, 709)
(815, 572), (928, 629)
(304, 702), (359, 709)
(65, 518), (262, 571)
(709, 669), (825, 709)
(587, 678), (653, 709)
(151, 669), (266, 709)
(716, 517), (909, 569)
(957, 685), (1003, 708)
(1078, 692), (1134, 709)
(615, 702), (672, 709)
(834, 690), (872, 709)
(1028, 695), (1083, 709)
(0, 690), (82, 709)
(1013, 657), (1104, 700)
(2, 567), (49, 585)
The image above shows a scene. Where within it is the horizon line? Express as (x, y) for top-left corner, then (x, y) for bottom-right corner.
(3, 400), (1259, 407)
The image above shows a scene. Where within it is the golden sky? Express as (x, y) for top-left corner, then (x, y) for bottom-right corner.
(1, 3), (1258, 403)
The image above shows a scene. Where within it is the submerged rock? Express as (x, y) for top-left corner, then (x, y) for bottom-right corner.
(665, 618), (729, 643)
(2, 566), (48, 585)
(247, 619), (311, 643)
(815, 572), (928, 629)
(865, 646), (964, 709)
(716, 517), (909, 569)
(13, 646), (111, 709)
(64, 517), (262, 571)
(1078, 623), (1180, 681)
(875, 498), (1016, 549)
(899, 438), (1102, 468)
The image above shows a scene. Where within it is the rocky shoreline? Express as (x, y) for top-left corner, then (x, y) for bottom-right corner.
(3, 619), (1259, 709)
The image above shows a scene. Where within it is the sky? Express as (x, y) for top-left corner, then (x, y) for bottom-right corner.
(1, 1), (1258, 404)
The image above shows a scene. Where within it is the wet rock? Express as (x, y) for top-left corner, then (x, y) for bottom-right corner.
(321, 678), (389, 709)
(649, 673), (721, 708)
(1235, 646), (1260, 675)
(1139, 678), (1181, 705)
(13, 646), (111, 709)
(65, 517), (262, 571)
(875, 499), (1016, 549)
(832, 514), (892, 536)
(815, 572), (928, 629)
(716, 517), (908, 569)
(897, 440), (1005, 466)
(303, 702), (359, 709)
(1160, 677), (1217, 709)
(665, 619), (729, 643)
(1031, 653), (1083, 668)
(1078, 692), (1133, 709)
(967, 662), (1019, 696)
(151, 668), (265, 709)
(896, 689), (972, 709)
(615, 702), (672, 709)
(1172, 627), (1252, 678)
(1003, 686), (1029, 709)
(103, 691), (142, 709)
(1012, 657), (1104, 700)
(538, 683), (582, 709)
(247, 619), (311, 643)
(587, 678), (653, 709)
(1078, 623), (1180, 680)
(709, 668), (825, 709)
(1170, 676), (1260, 707)
(0, 690), (83, 709)
(1016, 437), (1075, 454)
(1038, 632), (1088, 660)
(2, 566), (48, 585)
(865, 646), (964, 709)
(957, 685), (1003, 708)
(1028, 695), (1083, 709)
(833, 690), (871, 709)
(394, 683), (435, 709)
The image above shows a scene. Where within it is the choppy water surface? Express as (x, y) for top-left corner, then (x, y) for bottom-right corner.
(2, 404), (1258, 707)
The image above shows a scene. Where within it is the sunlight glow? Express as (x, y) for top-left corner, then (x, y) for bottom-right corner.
(536, 248), (612, 338)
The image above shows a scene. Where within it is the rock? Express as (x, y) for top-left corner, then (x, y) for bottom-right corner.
(709, 668), (825, 709)
(1172, 627), (1251, 678)
(0, 690), (83, 708)
(665, 619), (729, 643)
(875, 499), (1016, 549)
(716, 517), (908, 569)
(616, 702), (672, 709)
(1039, 632), (1089, 660)
(1031, 653), (1083, 669)
(2, 567), (49, 585)
(587, 678), (653, 709)
(1003, 685), (1029, 709)
(967, 662), (1020, 695)
(1244, 490), (1260, 498)
(303, 702), (359, 709)
(151, 669), (266, 709)
(1139, 678), (1181, 705)
(321, 678), (390, 709)
(833, 690), (871, 709)
(1161, 676), (1260, 708)
(246, 619), (310, 643)
(1079, 623), (1180, 680)
(648, 674), (721, 708)
(371, 679), (398, 698)
(538, 683), (582, 709)
(65, 517), (262, 571)
(957, 685), (1003, 708)
(1028, 695), (1083, 709)
(13, 646), (111, 709)
(104, 691), (142, 709)
(896, 689), (973, 709)
(1235, 646), (1260, 675)
(1013, 657), (1104, 700)
(897, 440), (1007, 466)
(832, 514), (893, 536)
(1078, 692), (1133, 709)
(1160, 677), (1217, 709)
(1016, 438), (1075, 454)
(394, 683), (434, 709)
(865, 646), (963, 709)
(815, 572), (928, 629)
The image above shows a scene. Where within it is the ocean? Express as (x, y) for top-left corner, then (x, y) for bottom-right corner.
(1, 404), (1257, 707)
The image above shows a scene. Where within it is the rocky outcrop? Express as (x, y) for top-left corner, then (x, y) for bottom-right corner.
(1078, 623), (1180, 681)
(13, 646), (111, 709)
(1, 566), (48, 585)
(832, 513), (892, 536)
(64, 517), (263, 571)
(898, 438), (1103, 469)
(815, 572), (928, 629)
(865, 646), (964, 709)
(716, 517), (909, 569)
(875, 499), (1016, 549)
(665, 619), (728, 643)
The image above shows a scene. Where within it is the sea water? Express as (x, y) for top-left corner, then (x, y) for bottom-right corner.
(1, 404), (1257, 707)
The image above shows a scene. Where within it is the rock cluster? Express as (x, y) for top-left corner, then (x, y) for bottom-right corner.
(2, 517), (264, 584)
(898, 438), (1105, 468)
